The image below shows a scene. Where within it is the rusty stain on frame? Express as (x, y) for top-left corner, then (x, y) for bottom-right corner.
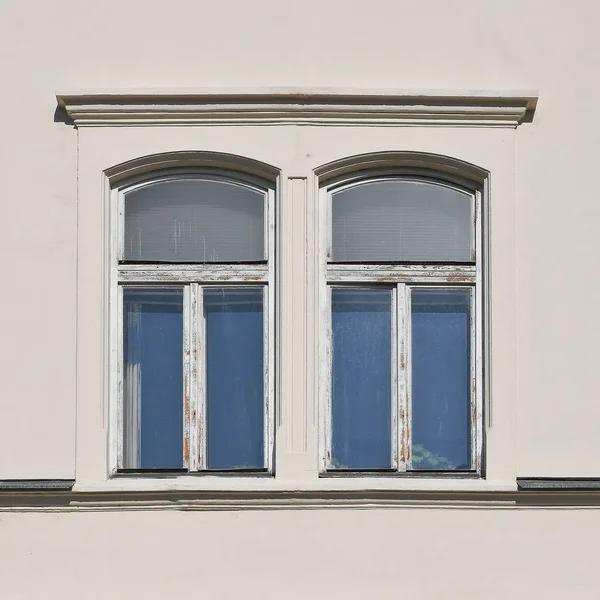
(112, 169), (276, 477)
(319, 170), (483, 478)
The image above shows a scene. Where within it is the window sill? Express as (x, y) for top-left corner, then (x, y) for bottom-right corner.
(73, 476), (516, 495)
(5, 479), (600, 511)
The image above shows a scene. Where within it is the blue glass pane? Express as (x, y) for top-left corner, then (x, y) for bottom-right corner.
(411, 289), (471, 470)
(205, 288), (265, 470)
(331, 288), (392, 469)
(123, 288), (184, 470)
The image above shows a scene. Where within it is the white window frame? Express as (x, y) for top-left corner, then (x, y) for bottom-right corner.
(108, 168), (276, 476)
(318, 169), (484, 477)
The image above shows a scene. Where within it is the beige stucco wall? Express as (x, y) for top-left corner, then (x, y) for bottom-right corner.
(0, 0), (598, 597)
(0, 508), (597, 599)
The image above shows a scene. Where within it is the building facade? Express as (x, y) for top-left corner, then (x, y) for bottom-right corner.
(0, 1), (598, 597)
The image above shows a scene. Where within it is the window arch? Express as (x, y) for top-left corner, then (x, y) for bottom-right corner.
(318, 156), (485, 476)
(110, 161), (276, 475)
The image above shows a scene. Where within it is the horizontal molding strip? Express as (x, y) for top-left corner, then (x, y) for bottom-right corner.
(118, 264), (269, 284)
(56, 87), (538, 128)
(1, 488), (600, 511)
(327, 264), (476, 284)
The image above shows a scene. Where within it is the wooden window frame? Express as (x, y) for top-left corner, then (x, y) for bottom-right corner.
(318, 169), (485, 477)
(108, 168), (276, 476)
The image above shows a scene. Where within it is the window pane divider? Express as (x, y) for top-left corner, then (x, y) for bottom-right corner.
(320, 285), (333, 472)
(117, 264), (269, 284)
(326, 264), (475, 284)
(190, 283), (205, 471)
(396, 283), (409, 472)
(391, 286), (398, 470)
(116, 285), (124, 471)
(265, 186), (275, 472)
(469, 286), (477, 472)
(183, 284), (206, 472)
(475, 188), (485, 461)
(405, 286), (414, 471)
(198, 284), (208, 470)
(264, 285), (272, 472)
(183, 286), (191, 470)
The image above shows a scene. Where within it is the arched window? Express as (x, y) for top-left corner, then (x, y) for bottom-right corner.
(320, 171), (483, 475)
(113, 169), (275, 474)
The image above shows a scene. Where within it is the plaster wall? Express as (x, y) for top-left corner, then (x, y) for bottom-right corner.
(0, 1), (597, 597)
(0, 508), (596, 599)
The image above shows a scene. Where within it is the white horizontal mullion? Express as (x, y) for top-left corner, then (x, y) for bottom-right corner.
(118, 264), (269, 283)
(326, 264), (476, 284)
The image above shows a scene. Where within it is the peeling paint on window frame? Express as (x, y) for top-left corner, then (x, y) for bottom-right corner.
(108, 168), (276, 477)
(318, 167), (486, 478)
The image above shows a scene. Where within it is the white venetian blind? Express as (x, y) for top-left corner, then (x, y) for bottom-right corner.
(331, 179), (473, 262)
(123, 178), (266, 262)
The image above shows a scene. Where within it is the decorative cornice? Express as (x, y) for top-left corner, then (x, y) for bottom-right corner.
(56, 87), (538, 128)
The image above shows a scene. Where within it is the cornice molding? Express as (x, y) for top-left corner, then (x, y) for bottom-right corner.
(56, 87), (538, 128)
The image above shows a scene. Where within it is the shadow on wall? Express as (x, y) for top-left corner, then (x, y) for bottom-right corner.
(54, 105), (74, 125)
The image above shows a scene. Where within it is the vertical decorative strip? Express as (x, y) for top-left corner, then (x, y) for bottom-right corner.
(284, 178), (308, 453)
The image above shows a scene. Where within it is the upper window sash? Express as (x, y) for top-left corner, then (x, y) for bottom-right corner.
(117, 171), (272, 266)
(326, 175), (476, 266)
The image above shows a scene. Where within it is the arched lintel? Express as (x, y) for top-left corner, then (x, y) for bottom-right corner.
(315, 151), (489, 189)
(104, 151), (280, 187)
